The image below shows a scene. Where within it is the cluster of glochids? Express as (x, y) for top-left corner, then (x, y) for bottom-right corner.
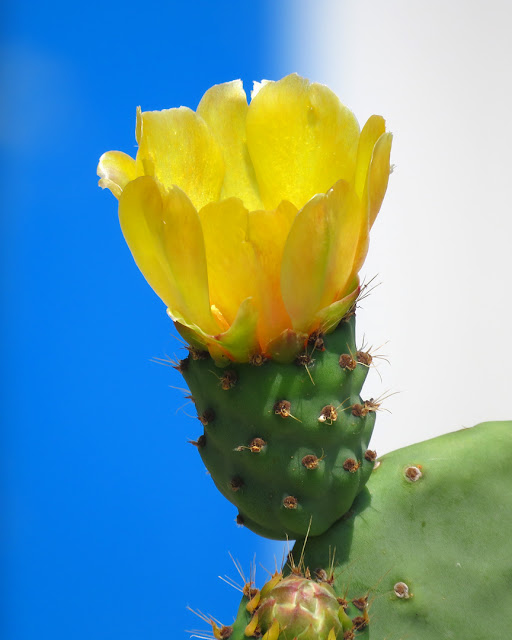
(204, 557), (370, 640)
(178, 314), (386, 540)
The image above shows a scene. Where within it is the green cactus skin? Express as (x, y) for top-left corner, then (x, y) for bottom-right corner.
(180, 315), (377, 540)
(223, 421), (512, 639)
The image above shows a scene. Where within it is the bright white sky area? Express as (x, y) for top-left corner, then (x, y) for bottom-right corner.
(277, 0), (512, 454)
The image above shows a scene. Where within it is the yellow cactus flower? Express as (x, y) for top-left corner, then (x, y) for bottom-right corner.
(98, 73), (392, 363)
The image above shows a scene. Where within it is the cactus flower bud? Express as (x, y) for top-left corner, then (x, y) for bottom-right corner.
(255, 575), (345, 639)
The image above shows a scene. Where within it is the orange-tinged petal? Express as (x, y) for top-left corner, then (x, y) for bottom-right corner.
(281, 180), (366, 332)
(247, 201), (297, 349)
(97, 150), (137, 199)
(119, 176), (217, 333)
(368, 132), (393, 227)
(354, 115), (386, 199)
(246, 73), (360, 210)
(197, 80), (263, 210)
(135, 106), (225, 210)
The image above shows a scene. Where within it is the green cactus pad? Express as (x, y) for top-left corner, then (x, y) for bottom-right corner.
(224, 421), (512, 639)
(180, 315), (377, 540)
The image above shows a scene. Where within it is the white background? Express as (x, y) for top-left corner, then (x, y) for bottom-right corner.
(278, 0), (512, 454)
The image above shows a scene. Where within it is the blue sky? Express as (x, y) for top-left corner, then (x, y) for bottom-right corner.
(1, 2), (292, 637)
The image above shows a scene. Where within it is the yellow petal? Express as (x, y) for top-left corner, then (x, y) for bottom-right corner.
(119, 176), (217, 333)
(247, 201), (297, 349)
(324, 181), (369, 297)
(135, 106), (225, 210)
(97, 150), (137, 199)
(246, 73), (360, 210)
(368, 132), (393, 227)
(197, 80), (263, 210)
(199, 198), (256, 326)
(354, 115), (386, 199)
(281, 180), (366, 332)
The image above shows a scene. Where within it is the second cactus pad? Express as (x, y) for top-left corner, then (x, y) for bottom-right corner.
(180, 315), (377, 540)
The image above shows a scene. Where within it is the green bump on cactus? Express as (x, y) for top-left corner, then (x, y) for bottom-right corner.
(180, 314), (378, 540)
(224, 421), (512, 639)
